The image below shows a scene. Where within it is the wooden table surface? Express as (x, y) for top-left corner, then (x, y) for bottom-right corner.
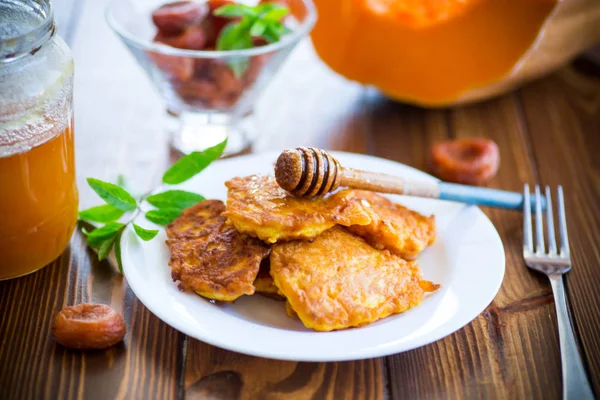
(2, 1), (599, 399)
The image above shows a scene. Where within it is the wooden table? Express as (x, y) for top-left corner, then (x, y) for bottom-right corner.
(2, 1), (599, 398)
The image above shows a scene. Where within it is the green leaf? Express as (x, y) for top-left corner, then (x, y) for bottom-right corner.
(255, 3), (286, 14)
(216, 23), (238, 51)
(145, 208), (182, 226)
(262, 7), (289, 21)
(262, 24), (280, 43)
(162, 139), (227, 184)
(86, 222), (124, 249)
(87, 178), (137, 211)
(133, 224), (159, 241)
(214, 4), (257, 18)
(146, 190), (205, 209)
(117, 174), (127, 187)
(114, 230), (124, 274)
(79, 204), (125, 223)
(97, 235), (117, 261)
(216, 19), (254, 51)
(250, 20), (267, 37)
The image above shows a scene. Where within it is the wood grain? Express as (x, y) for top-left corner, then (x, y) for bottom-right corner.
(184, 341), (385, 400)
(1, 0), (599, 398)
(0, 1), (182, 399)
(519, 65), (600, 394)
(363, 91), (563, 399)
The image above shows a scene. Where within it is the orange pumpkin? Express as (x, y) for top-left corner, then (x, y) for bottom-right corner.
(311, 0), (600, 106)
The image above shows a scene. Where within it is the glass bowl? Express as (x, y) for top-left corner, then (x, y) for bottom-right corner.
(106, 0), (316, 156)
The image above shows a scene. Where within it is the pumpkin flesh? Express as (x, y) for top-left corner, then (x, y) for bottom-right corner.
(311, 0), (558, 106)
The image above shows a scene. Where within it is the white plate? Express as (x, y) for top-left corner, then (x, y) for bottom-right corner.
(121, 151), (505, 361)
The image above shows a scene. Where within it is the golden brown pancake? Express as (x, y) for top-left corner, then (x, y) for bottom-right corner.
(347, 191), (436, 260)
(253, 259), (284, 300)
(166, 200), (270, 302)
(270, 227), (439, 331)
(285, 300), (297, 318)
(223, 175), (372, 243)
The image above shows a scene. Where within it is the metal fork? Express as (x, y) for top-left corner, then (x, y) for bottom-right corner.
(523, 185), (594, 399)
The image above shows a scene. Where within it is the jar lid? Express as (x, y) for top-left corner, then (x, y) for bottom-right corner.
(0, 0), (54, 62)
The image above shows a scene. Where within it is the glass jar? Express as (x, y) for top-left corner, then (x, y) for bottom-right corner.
(0, 0), (78, 280)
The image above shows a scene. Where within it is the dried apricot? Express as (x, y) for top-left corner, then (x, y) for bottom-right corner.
(149, 51), (194, 81)
(155, 27), (207, 51)
(174, 78), (219, 108)
(152, 1), (208, 35)
(429, 138), (500, 185)
(244, 54), (268, 86)
(52, 304), (126, 350)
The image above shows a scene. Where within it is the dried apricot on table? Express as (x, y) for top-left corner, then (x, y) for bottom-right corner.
(52, 304), (126, 350)
(428, 138), (500, 185)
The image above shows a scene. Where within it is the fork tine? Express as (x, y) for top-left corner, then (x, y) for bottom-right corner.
(534, 185), (545, 254)
(557, 186), (570, 258)
(545, 186), (558, 255)
(523, 184), (534, 253)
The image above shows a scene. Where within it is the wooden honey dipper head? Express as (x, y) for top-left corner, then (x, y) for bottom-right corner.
(275, 148), (342, 197)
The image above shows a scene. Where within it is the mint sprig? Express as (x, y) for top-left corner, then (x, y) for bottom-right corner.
(215, 3), (290, 51)
(214, 3), (290, 76)
(78, 139), (227, 273)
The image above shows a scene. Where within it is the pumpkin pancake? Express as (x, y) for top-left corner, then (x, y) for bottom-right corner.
(253, 258), (284, 300)
(166, 200), (270, 302)
(348, 191), (435, 260)
(271, 226), (438, 331)
(223, 175), (372, 243)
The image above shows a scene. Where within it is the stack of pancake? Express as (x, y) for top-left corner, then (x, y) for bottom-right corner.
(166, 175), (439, 331)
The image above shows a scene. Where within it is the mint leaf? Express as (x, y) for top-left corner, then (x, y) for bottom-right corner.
(250, 20), (267, 37)
(262, 7), (288, 21)
(162, 139), (227, 184)
(98, 235), (117, 261)
(86, 222), (125, 249)
(214, 4), (257, 18)
(114, 230), (124, 274)
(146, 190), (205, 209)
(79, 204), (125, 223)
(262, 24), (280, 43)
(216, 19), (254, 51)
(87, 178), (137, 211)
(133, 224), (159, 241)
(145, 208), (182, 226)
(255, 3), (286, 14)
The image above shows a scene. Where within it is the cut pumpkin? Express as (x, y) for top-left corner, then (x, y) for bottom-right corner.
(311, 0), (600, 106)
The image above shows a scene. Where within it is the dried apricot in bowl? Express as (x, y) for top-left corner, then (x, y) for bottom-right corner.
(429, 138), (500, 185)
(52, 304), (126, 350)
(152, 1), (208, 35)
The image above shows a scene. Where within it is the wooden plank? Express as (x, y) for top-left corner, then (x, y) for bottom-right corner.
(0, 0), (183, 398)
(519, 64), (600, 394)
(184, 342), (385, 400)
(366, 89), (563, 397)
(183, 43), (387, 400)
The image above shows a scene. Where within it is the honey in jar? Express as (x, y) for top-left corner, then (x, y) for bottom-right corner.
(0, 0), (78, 280)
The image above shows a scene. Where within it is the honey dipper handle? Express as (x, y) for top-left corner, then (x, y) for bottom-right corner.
(340, 168), (441, 198)
(340, 167), (543, 210)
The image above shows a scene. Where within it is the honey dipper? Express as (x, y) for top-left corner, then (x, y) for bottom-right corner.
(274, 147), (543, 210)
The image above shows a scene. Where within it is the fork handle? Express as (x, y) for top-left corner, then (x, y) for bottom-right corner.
(549, 275), (595, 400)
